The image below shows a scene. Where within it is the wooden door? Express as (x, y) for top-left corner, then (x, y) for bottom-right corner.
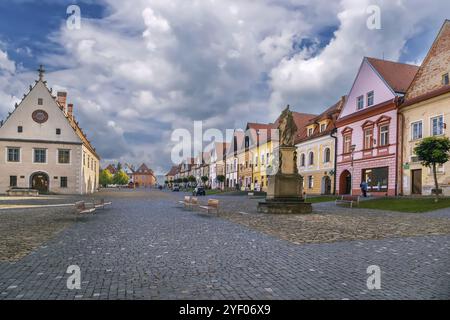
(411, 169), (422, 195)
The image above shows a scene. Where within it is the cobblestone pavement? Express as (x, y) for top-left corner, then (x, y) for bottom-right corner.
(0, 189), (449, 300)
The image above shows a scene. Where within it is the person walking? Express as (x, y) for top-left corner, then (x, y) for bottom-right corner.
(360, 180), (368, 197)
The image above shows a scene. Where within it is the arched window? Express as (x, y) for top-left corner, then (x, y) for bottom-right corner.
(324, 148), (331, 163)
(300, 153), (306, 167)
(309, 152), (314, 165)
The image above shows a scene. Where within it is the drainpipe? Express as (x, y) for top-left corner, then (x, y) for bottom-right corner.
(398, 110), (405, 196)
(331, 128), (338, 195)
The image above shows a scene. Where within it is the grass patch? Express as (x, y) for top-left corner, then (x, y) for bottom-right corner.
(358, 197), (450, 213)
(306, 196), (339, 203)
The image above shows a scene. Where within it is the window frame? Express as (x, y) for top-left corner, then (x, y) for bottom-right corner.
(58, 149), (71, 164)
(60, 176), (68, 188)
(308, 151), (314, 166)
(379, 125), (389, 147)
(430, 115), (444, 136)
(442, 73), (449, 85)
(357, 95), (364, 110)
(411, 120), (423, 141)
(367, 91), (374, 107)
(9, 175), (18, 187)
(343, 134), (352, 154)
(324, 147), (331, 163)
(7, 147), (21, 163)
(33, 148), (47, 164)
(363, 127), (374, 150)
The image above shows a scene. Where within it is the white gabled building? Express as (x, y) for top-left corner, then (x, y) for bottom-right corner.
(0, 66), (100, 194)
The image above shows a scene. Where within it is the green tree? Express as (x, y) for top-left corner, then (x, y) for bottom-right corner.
(188, 175), (196, 184)
(113, 170), (129, 186)
(414, 136), (450, 202)
(99, 169), (113, 187)
(216, 175), (226, 189)
(117, 162), (122, 171)
(201, 176), (209, 185)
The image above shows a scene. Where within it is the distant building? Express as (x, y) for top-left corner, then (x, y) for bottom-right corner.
(105, 164), (117, 175)
(165, 166), (179, 186)
(132, 163), (156, 187)
(0, 66), (100, 194)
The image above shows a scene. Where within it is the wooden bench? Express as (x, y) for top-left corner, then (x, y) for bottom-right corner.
(93, 199), (112, 210)
(179, 196), (191, 207)
(199, 199), (220, 214)
(75, 201), (96, 214)
(178, 196), (199, 210)
(187, 197), (199, 210)
(335, 195), (360, 208)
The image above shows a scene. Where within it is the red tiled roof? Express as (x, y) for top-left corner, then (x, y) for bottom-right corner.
(165, 166), (179, 176)
(298, 97), (346, 143)
(366, 57), (419, 94)
(133, 163), (155, 176)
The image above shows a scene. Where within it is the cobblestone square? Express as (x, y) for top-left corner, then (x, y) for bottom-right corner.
(0, 189), (449, 300)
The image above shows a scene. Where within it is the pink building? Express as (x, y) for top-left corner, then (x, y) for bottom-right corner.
(335, 57), (418, 196)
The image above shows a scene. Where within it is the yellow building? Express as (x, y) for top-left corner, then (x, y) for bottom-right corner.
(296, 98), (345, 195)
(400, 20), (450, 196)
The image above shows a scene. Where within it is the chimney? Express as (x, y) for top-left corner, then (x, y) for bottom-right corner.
(67, 104), (74, 119)
(57, 92), (67, 112)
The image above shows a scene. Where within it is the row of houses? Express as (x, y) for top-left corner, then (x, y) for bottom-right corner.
(166, 20), (450, 197)
(104, 163), (157, 187)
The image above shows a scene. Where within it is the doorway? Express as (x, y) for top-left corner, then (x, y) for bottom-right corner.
(411, 169), (422, 195)
(339, 170), (352, 195)
(322, 176), (332, 195)
(30, 172), (49, 193)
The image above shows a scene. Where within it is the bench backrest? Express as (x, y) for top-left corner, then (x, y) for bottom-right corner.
(342, 195), (359, 202)
(184, 196), (191, 202)
(208, 199), (219, 208)
(191, 197), (198, 205)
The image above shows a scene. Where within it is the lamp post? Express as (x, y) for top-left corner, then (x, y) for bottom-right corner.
(350, 144), (356, 195)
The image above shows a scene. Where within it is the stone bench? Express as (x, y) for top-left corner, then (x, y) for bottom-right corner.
(6, 188), (39, 197)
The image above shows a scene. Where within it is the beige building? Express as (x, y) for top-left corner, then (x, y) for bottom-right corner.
(296, 101), (343, 195)
(400, 20), (450, 196)
(0, 66), (100, 194)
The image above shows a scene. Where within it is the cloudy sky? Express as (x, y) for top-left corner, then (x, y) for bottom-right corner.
(0, 0), (448, 174)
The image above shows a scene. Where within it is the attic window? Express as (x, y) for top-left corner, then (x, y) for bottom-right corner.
(38, 98), (43, 105)
(56, 128), (61, 135)
(357, 95), (364, 110)
(308, 128), (314, 136)
(320, 123), (327, 132)
(18, 126), (23, 133)
(443, 73), (449, 85)
(367, 91), (374, 106)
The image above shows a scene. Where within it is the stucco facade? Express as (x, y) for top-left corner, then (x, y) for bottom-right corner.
(0, 73), (99, 194)
(400, 20), (450, 196)
(336, 57), (418, 196)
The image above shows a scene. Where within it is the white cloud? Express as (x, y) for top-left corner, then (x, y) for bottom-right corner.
(1, 0), (449, 173)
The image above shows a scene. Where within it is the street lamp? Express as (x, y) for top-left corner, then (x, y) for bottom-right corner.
(350, 144), (356, 195)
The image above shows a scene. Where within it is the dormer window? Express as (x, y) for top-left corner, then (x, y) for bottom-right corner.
(308, 128), (314, 136)
(357, 95), (364, 110)
(443, 73), (449, 85)
(320, 123), (327, 132)
(367, 91), (374, 106)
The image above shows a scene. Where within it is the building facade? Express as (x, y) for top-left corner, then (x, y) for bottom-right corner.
(0, 68), (100, 194)
(400, 20), (450, 196)
(297, 98), (344, 195)
(336, 57), (418, 196)
(132, 163), (156, 187)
